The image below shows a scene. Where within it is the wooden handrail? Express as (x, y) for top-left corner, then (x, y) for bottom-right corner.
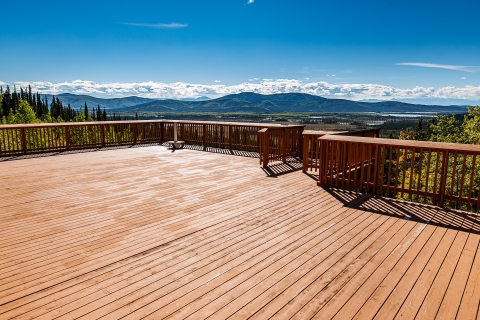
(317, 134), (480, 210)
(259, 126), (304, 167)
(301, 128), (380, 172)
(0, 120), (304, 158)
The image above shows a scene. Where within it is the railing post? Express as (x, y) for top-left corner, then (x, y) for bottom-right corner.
(302, 134), (309, 172)
(372, 144), (380, 196)
(282, 128), (287, 163)
(229, 125), (233, 151)
(100, 124), (106, 147)
(20, 127), (27, 154)
(317, 139), (324, 186)
(203, 124), (207, 149)
(298, 127), (304, 159)
(438, 150), (449, 207)
(65, 126), (70, 150)
(133, 123), (137, 144)
(263, 131), (269, 167)
(160, 122), (165, 143)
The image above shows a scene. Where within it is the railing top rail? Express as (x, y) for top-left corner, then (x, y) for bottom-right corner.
(0, 120), (305, 130)
(303, 130), (346, 136)
(332, 128), (380, 136)
(319, 134), (480, 153)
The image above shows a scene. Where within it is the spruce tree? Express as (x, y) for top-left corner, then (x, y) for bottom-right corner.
(96, 105), (102, 121)
(102, 108), (107, 121)
(84, 102), (88, 120)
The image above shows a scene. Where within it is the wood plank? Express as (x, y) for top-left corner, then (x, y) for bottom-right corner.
(0, 145), (477, 320)
(456, 236), (480, 320)
(436, 233), (480, 319)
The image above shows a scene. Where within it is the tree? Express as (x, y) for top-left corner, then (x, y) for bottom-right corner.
(84, 102), (89, 120)
(96, 105), (102, 121)
(12, 100), (39, 124)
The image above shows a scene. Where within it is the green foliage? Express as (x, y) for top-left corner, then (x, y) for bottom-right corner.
(399, 106), (480, 144)
(12, 100), (41, 124)
(397, 106), (480, 210)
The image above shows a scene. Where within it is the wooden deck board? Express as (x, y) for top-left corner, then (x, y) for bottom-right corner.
(0, 146), (478, 319)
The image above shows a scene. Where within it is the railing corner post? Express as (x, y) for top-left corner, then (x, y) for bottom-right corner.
(298, 127), (305, 160)
(302, 134), (309, 173)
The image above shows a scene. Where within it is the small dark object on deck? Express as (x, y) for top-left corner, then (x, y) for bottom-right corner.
(167, 141), (185, 149)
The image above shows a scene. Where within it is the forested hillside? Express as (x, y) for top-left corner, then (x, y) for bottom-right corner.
(0, 86), (133, 124)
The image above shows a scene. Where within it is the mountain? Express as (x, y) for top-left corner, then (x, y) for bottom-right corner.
(115, 92), (469, 114)
(45, 93), (157, 109)
(180, 96), (211, 101)
(51, 92), (471, 114)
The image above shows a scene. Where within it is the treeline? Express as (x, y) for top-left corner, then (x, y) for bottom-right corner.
(0, 85), (136, 124)
(399, 105), (480, 144)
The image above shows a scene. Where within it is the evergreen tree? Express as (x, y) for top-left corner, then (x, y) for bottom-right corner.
(102, 108), (107, 121)
(135, 112), (138, 120)
(96, 105), (102, 121)
(84, 102), (88, 120)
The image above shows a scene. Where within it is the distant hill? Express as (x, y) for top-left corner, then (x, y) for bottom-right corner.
(51, 92), (470, 114)
(44, 93), (157, 109)
(115, 92), (469, 114)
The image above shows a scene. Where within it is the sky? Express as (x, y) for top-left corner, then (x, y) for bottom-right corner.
(1, 0), (480, 104)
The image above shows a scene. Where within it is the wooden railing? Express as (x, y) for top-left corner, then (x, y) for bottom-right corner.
(259, 126), (304, 167)
(0, 121), (304, 159)
(318, 135), (480, 210)
(302, 128), (380, 172)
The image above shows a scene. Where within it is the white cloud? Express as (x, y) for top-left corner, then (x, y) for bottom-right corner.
(5, 79), (480, 102)
(247, 0), (254, 4)
(397, 62), (479, 73)
(214, 80), (221, 83)
(123, 22), (188, 29)
(461, 77), (466, 80)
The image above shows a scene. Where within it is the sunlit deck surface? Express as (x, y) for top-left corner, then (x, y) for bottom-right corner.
(1, 145), (479, 319)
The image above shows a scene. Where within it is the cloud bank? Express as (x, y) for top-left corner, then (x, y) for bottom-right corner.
(6, 79), (480, 103)
(123, 22), (188, 29)
(397, 62), (479, 73)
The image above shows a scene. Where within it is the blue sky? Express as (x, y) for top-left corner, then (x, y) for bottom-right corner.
(1, 0), (479, 104)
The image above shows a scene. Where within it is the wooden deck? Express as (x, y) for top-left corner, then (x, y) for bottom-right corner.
(0, 145), (479, 319)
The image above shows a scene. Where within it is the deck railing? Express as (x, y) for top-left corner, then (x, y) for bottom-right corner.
(317, 135), (480, 210)
(0, 121), (304, 158)
(259, 126), (304, 167)
(302, 128), (380, 172)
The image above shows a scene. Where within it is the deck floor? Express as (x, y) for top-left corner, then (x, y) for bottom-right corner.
(0, 145), (479, 319)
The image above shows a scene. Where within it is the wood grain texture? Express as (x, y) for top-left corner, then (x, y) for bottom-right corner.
(0, 146), (478, 319)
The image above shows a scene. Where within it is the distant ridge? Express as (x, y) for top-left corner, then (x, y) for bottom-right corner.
(115, 92), (469, 114)
(42, 93), (157, 109)
(52, 92), (471, 114)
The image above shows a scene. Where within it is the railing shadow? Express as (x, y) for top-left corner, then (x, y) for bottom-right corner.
(261, 158), (303, 178)
(175, 143), (259, 158)
(0, 143), (161, 162)
(322, 187), (480, 235)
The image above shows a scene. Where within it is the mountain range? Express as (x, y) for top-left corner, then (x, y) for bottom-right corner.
(51, 92), (472, 114)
